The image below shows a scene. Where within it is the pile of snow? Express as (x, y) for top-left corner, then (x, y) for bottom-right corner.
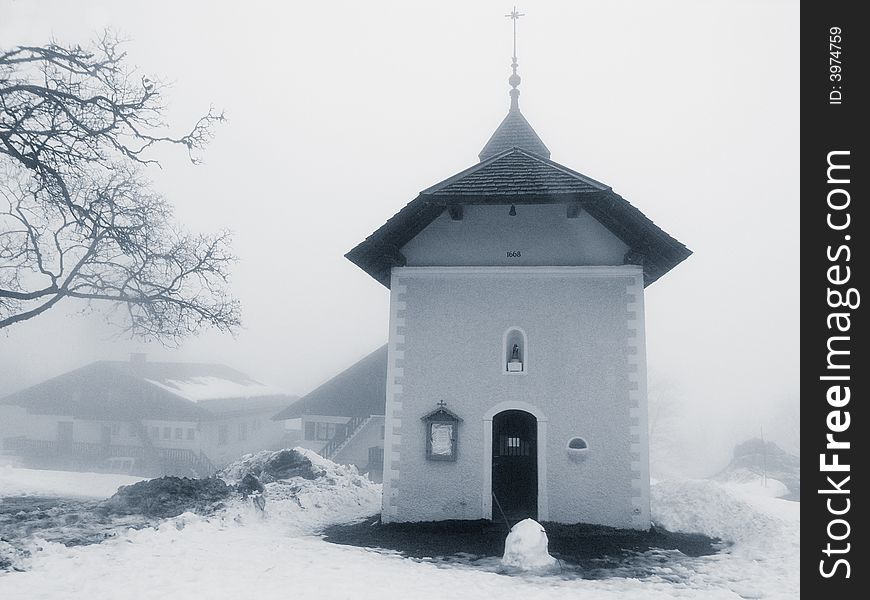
(220, 447), (381, 533)
(219, 447), (323, 483)
(0, 466), (146, 499)
(501, 518), (558, 572)
(652, 479), (783, 550)
(651, 478), (799, 598)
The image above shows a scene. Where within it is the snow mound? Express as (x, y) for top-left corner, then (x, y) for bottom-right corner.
(719, 473), (789, 499)
(651, 479), (784, 552)
(220, 447), (381, 532)
(501, 518), (558, 572)
(219, 448), (323, 483)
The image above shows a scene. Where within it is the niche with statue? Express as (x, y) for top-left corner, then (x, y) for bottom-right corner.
(504, 328), (527, 374)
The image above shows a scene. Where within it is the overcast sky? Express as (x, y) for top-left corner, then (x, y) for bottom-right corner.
(0, 0), (799, 469)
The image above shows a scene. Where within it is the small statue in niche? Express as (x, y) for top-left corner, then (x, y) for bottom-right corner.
(507, 342), (523, 372)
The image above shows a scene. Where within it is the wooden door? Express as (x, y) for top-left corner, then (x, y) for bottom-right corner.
(492, 410), (538, 521)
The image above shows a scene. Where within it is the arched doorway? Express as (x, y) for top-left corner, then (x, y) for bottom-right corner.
(491, 410), (538, 521)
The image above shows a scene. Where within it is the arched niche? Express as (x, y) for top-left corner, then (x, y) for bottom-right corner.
(502, 327), (528, 374)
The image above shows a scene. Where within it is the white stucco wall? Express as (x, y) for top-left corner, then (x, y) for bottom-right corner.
(200, 410), (287, 467)
(382, 266), (649, 529)
(400, 204), (630, 267)
(0, 405), (286, 470)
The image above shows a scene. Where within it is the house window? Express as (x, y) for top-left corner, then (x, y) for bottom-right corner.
(252, 419), (260, 431)
(175, 428), (183, 440)
(218, 424), (229, 446)
(238, 422), (248, 441)
(110, 423), (120, 437)
(163, 427), (171, 440)
(151, 426), (159, 439)
(421, 405), (462, 461)
(315, 422), (335, 441)
(128, 424), (138, 438)
(187, 428), (196, 441)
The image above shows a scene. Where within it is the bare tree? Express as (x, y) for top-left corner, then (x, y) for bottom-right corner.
(0, 31), (239, 342)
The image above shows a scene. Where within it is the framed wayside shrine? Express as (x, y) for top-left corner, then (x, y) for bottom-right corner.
(422, 402), (462, 461)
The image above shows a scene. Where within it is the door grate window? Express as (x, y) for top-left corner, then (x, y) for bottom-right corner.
(498, 435), (530, 456)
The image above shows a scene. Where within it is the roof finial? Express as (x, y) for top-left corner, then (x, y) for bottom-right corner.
(505, 6), (525, 109)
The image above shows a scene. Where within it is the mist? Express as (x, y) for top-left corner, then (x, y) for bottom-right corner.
(0, 0), (799, 477)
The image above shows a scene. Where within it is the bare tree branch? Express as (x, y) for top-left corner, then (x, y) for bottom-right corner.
(0, 31), (238, 342)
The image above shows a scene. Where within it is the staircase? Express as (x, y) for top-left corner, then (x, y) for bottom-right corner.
(321, 415), (374, 460)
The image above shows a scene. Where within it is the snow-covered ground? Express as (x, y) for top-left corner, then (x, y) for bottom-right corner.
(0, 452), (798, 600)
(0, 465), (146, 498)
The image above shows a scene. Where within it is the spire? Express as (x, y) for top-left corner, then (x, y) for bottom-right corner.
(478, 7), (550, 162)
(507, 6), (524, 110)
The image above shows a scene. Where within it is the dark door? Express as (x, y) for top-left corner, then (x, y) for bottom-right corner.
(492, 410), (537, 521)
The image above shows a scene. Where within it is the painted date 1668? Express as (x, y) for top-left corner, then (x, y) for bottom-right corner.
(829, 27), (843, 105)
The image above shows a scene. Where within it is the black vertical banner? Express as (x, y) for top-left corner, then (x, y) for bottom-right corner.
(803, 2), (868, 597)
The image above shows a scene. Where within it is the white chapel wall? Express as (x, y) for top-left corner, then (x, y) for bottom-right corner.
(382, 266), (649, 528)
(400, 204), (630, 267)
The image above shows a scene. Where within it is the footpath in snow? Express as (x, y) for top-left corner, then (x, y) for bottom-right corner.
(0, 448), (799, 600)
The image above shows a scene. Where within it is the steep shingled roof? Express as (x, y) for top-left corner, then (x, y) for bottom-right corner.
(422, 147), (606, 197)
(479, 105), (550, 161)
(273, 345), (387, 420)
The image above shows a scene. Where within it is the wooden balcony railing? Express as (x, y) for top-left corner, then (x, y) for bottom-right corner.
(2, 436), (216, 477)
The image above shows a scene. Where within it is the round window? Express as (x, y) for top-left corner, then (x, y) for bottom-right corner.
(567, 437), (588, 450)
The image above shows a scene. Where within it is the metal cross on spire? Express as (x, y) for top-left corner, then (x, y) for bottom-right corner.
(504, 6), (525, 105)
(505, 6), (525, 65)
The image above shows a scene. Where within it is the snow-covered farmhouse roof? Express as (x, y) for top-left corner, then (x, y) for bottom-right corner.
(1, 357), (296, 421)
(273, 345), (387, 420)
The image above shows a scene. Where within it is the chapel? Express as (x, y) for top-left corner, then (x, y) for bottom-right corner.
(346, 19), (691, 528)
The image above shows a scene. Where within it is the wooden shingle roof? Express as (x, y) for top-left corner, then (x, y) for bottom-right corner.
(272, 345), (387, 420)
(346, 147), (691, 288)
(479, 105), (551, 161)
(422, 148), (606, 197)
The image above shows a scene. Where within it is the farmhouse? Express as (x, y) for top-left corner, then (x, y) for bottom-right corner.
(0, 354), (293, 476)
(346, 52), (691, 528)
(273, 345), (387, 482)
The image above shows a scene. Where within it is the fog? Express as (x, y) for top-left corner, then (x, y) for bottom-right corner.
(0, 0), (799, 474)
